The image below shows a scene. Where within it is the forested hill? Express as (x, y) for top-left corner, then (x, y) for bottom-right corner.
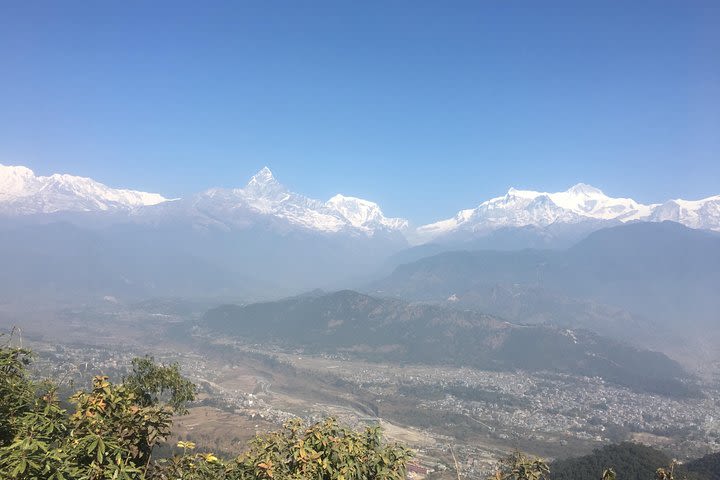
(550, 442), (720, 480)
(201, 290), (697, 397)
(685, 452), (720, 480)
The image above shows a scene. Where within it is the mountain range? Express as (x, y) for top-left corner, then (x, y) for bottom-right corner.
(414, 183), (720, 245)
(132, 166), (409, 237)
(1, 164), (719, 243)
(2, 164), (719, 332)
(0, 164), (167, 215)
(0, 164), (407, 238)
(371, 221), (720, 366)
(2, 163), (719, 373)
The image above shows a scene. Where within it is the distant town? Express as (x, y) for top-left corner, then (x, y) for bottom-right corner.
(27, 334), (720, 479)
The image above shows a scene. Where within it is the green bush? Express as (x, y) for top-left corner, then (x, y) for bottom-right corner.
(0, 339), (411, 480)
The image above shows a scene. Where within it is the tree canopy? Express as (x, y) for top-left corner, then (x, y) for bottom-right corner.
(0, 338), (412, 480)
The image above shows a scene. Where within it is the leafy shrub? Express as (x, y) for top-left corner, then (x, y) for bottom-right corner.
(0, 338), (411, 480)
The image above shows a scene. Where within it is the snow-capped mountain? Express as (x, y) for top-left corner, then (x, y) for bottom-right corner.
(545, 183), (655, 221)
(0, 164), (167, 214)
(3, 163), (719, 242)
(136, 166), (408, 237)
(650, 196), (720, 231)
(0, 164), (408, 237)
(222, 167), (408, 235)
(325, 194), (409, 232)
(416, 183), (719, 243)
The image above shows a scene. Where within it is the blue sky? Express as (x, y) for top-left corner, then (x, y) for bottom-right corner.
(1, 1), (718, 223)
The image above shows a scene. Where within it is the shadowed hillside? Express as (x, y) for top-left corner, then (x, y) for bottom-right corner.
(370, 222), (720, 357)
(201, 290), (697, 397)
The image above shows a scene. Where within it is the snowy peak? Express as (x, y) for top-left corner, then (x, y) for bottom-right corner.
(496, 183), (652, 222)
(325, 194), (409, 232)
(3, 163), (719, 241)
(0, 163), (168, 214)
(251, 166), (275, 183)
(416, 183), (719, 243)
(650, 195), (720, 231)
(232, 168), (407, 234)
(566, 182), (604, 196)
(0, 163), (407, 237)
(245, 166), (281, 192)
(548, 183), (652, 221)
(189, 169), (407, 236)
(0, 165), (37, 199)
(549, 183), (609, 209)
(240, 166), (292, 207)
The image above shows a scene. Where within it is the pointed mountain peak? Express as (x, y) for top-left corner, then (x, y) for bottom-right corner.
(248, 166), (276, 184)
(245, 166), (282, 190)
(566, 183), (604, 196)
(243, 166), (290, 200)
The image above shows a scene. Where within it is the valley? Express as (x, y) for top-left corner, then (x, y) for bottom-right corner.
(3, 6), (719, 479)
(6, 297), (719, 479)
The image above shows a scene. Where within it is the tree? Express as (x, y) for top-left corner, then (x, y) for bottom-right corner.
(0, 341), (412, 480)
(123, 356), (197, 414)
(0, 336), (195, 479)
(0, 336), (75, 479)
(153, 417), (412, 480)
(231, 417), (411, 480)
(489, 451), (550, 480)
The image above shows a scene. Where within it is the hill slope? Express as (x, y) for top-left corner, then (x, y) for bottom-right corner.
(200, 290), (695, 397)
(371, 222), (720, 356)
(550, 442), (720, 480)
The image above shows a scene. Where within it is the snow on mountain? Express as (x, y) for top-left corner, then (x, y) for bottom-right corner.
(0, 164), (167, 214)
(3, 163), (719, 240)
(241, 166), (294, 209)
(546, 183), (655, 221)
(0, 164), (407, 236)
(416, 184), (599, 241)
(152, 167), (408, 236)
(325, 194), (409, 232)
(650, 195), (720, 231)
(416, 183), (717, 243)
(0, 165), (36, 199)
(234, 167), (407, 235)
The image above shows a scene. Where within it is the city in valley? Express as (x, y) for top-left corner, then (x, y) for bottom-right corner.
(11, 301), (719, 479)
(2, 5), (720, 478)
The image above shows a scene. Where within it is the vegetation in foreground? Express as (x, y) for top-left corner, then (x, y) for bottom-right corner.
(1, 336), (717, 480)
(0, 338), (411, 479)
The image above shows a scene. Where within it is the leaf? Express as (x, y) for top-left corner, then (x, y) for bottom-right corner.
(88, 438), (98, 455)
(97, 437), (106, 462)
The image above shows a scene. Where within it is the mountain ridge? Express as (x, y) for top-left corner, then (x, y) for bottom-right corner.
(415, 183), (719, 243)
(0, 164), (168, 214)
(2, 163), (719, 241)
(371, 222), (720, 366)
(1, 164), (408, 237)
(200, 289), (697, 397)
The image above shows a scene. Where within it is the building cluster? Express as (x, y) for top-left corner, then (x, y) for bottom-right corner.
(27, 338), (720, 479)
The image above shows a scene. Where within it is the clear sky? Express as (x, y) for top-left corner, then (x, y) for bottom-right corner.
(1, 1), (718, 223)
